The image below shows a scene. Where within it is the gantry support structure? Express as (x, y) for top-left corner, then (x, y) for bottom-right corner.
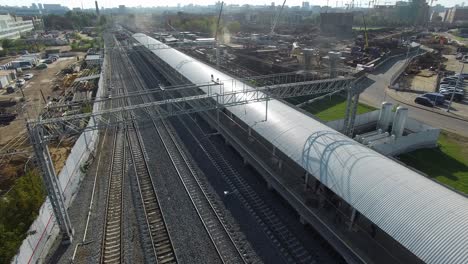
(29, 64), (356, 242)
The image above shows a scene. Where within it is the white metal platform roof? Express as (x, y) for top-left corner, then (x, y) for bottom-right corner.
(133, 33), (468, 264)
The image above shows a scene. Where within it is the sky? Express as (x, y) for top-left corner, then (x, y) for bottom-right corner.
(0, 0), (463, 9)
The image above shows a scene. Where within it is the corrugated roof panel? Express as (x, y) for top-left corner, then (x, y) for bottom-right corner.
(133, 33), (468, 264)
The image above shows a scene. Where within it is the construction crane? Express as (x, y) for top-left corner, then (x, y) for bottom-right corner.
(362, 13), (369, 49)
(214, 1), (224, 68)
(270, 0), (286, 35)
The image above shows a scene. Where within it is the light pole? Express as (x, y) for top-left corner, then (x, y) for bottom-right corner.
(447, 63), (464, 112)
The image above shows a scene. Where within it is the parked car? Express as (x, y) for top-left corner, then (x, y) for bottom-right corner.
(456, 53), (464, 60)
(439, 83), (465, 88)
(440, 91), (464, 102)
(44, 59), (53, 64)
(23, 73), (34, 80)
(36, 63), (47, 69)
(440, 89), (465, 95)
(422, 93), (445, 105)
(439, 87), (465, 93)
(441, 77), (462, 82)
(439, 81), (457, 86)
(415, 96), (435, 107)
(462, 55), (468, 63)
(16, 79), (25, 87)
(439, 85), (464, 91)
(6, 85), (15, 94)
(455, 73), (468, 78)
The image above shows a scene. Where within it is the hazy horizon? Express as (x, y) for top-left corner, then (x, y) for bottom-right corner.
(0, 0), (463, 10)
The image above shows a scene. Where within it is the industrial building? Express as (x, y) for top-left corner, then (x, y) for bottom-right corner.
(0, 70), (16, 88)
(443, 7), (468, 24)
(0, 14), (34, 40)
(131, 32), (468, 264)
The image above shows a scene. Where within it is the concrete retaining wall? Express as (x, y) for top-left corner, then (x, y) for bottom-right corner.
(327, 110), (440, 157)
(326, 110), (381, 132)
(11, 58), (106, 264)
(372, 118), (440, 156)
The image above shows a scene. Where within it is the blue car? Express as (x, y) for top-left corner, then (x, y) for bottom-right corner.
(422, 93), (445, 105)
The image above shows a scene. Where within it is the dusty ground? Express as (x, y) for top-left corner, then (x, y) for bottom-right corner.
(0, 57), (77, 146)
(444, 54), (465, 73)
(391, 51), (468, 118)
(400, 73), (438, 93)
(0, 55), (84, 193)
(49, 145), (72, 174)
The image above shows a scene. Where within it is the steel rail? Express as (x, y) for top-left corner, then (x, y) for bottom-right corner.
(113, 35), (178, 264)
(100, 127), (125, 264)
(125, 43), (256, 264)
(100, 38), (127, 264)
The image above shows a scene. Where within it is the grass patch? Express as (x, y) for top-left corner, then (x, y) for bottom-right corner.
(398, 131), (468, 194)
(298, 95), (377, 122)
(0, 170), (45, 263)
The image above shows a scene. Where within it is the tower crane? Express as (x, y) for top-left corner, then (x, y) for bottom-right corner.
(270, 0), (286, 35)
(214, 1), (224, 68)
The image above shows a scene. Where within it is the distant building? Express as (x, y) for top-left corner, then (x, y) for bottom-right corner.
(0, 14), (34, 40)
(371, 0), (428, 26)
(320, 12), (353, 35)
(444, 7), (468, 24)
(302, 2), (310, 10)
(118, 5), (126, 13)
(42, 4), (69, 15)
(38, 3), (43, 10)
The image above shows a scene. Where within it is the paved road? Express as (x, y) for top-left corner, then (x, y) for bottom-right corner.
(358, 56), (468, 137)
(438, 32), (468, 46)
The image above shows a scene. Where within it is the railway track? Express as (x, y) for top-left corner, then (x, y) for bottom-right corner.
(187, 112), (317, 262)
(126, 124), (177, 264)
(100, 37), (127, 264)
(122, 44), (258, 263)
(155, 118), (255, 264)
(100, 127), (126, 264)
(177, 113), (315, 264)
(104, 35), (178, 264)
(126, 41), (314, 263)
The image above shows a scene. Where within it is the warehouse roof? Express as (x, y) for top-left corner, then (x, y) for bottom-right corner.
(133, 33), (468, 264)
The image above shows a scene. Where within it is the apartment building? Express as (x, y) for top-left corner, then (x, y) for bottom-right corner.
(0, 14), (34, 40)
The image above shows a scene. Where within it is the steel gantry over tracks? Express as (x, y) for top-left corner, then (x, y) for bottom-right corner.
(27, 71), (356, 242)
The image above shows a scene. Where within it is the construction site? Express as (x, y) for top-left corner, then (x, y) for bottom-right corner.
(2, 1), (468, 264)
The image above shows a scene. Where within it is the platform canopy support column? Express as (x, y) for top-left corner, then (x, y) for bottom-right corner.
(343, 84), (360, 137)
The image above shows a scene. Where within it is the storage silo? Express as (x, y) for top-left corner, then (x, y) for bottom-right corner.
(391, 106), (408, 138)
(377, 102), (393, 132)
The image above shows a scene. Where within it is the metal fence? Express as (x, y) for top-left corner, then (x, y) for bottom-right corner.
(11, 59), (106, 264)
(390, 51), (427, 86)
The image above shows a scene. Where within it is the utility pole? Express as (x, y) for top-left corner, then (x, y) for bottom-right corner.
(214, 1), (224, 68)
(27, 123), (74, 242)
(447, 63), (464, 112)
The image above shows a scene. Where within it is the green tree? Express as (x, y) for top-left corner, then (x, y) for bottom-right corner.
(0, 170), (45, 263)
(1, 39), (14, 49)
